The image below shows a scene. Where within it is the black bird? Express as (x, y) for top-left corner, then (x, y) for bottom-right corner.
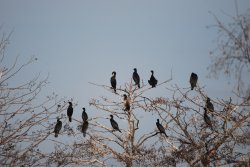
(206, 97), (214, 113)
(133, 68), (140, 88)
(67, 102), (73, 122)
(54, 118), (62, 138)
(82, 107), (88, 122)
(189, 72), (198, 90)
(148, 70), (158, 88)
(156, 119), (168, 137)
(203, 108), (212, 129)
(82, 121), (89, 137)
(110, 115), (121, 133)
(110, 71), (117, 93)
(123, 94), (130, 111)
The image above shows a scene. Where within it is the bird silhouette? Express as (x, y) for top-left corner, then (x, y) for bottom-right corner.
(206, 97), (214, 113)
(123, 94), (130, 111)
(189, 72), (198, 90)
(133, 68), (140, 88)
(54, 118), (62, 138)
(82, 121), (89, 137)
(156, 119), (168, 137)
(148, 70), (158, 88)
(203, 108), (213, 129)
(67, 102), (73, 122)
(110, 115), (121, 133)
(82, 107), (88, 122)
(110, 71), (117, 93)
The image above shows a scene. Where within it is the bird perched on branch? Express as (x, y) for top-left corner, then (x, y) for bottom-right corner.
(82, 107), (88, 122)
(133, 68), (140, 88)
(82, 121), (89, 137)
(148, 70), (158, 88)
(206, 97), (214, 113)
(110, 71), (117, 93)
(67, 102), (73, 122)
(203, 108), (213, 129)
(110, 115), (121, 133)
(123, 94), (130, 111)
(189, 72), (198, 90)
(156, 119), (168, 137)
(54, 118), (62, 138)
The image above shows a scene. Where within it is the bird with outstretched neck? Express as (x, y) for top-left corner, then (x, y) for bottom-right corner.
(156, 119), (168, 137)
(110, 115), (121, 133)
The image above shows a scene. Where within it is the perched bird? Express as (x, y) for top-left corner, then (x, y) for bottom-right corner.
(110, 115), (121, 133)
(148, 70), (158, 88)
(110, 71), (117, 93)
(156, 119), (168, 137)
(189, 72), (198, 90)
(82, 121), (89, 137)
(67, 102), (73, 122)
(206, 97), (214, 113)
(54, 118), (62, 138)
(133, 68), (140, 88)
(203, 108), (213, 129)
(123, 94), (130, 111)
(82, 107), (88, 122)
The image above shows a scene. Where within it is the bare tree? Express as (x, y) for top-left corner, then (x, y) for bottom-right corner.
(207, 6), (250, 97)
(0, 31), (70, 166)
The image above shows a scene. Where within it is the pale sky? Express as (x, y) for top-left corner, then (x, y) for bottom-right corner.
(0, 0), (249, 158)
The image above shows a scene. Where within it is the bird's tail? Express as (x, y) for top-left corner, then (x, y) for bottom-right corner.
(138, 83), (140, 88)
(69, 117), (72, 122)
(118, 129), (122, 133)
(191, 87), (194, 90)
(83, 133), (86, 137)
(55, 133), (58, 138)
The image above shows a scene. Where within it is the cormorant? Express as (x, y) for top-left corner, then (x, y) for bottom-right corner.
(110, 71), (117, 93)
(203, 108), (212, 129)
(148, 70), (158, 88)
(133, 68), (140, 88)
(67, 102), (73, 122)
(206, 97), (214, 113)
(156, 119), (168, 137)
(54, 118), (62, 138)
(189, 72), (198, 90)
(110, 115), (121, 133)
(82, 121), (89, 137)
(82, 107), (88, 122)
(123, 94), (130, 111)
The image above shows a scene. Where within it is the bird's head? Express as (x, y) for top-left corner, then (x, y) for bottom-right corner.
(123, 94), (127, 98)
(112, 71), (116, 75)
(133, 68), (137, 72)
(203, 107), (207, 112)
(110, 115), (113, 118)
(82, 107), (85, 111)
(157, 119), (159, 122)
(151, 70), (154, 74)
(68, 102), (72, 105)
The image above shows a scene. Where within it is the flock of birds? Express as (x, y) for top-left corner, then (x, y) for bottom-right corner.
(53, 69), (214, 138)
